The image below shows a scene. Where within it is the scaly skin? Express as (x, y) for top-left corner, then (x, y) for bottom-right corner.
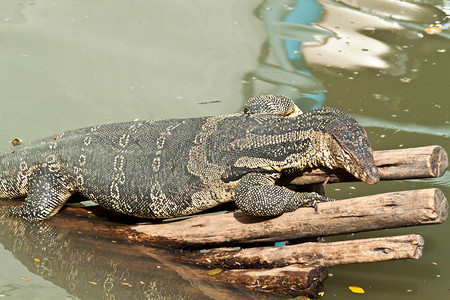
(0, 95), (379, 221)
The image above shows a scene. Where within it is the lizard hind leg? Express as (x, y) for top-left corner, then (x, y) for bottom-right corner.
(9, 166), (73, 221)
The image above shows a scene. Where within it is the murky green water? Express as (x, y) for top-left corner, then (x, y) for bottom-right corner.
(0, 0), (449, 299)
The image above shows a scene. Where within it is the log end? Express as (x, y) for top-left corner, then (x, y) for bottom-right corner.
(412, 235), (425, 259)
(433, 188), (448, 224)
(216, 264), (328, 298)
(430, 146), (448, 178)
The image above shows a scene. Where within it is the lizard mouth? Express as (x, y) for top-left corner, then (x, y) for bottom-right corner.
(344, 162), (380, 184)
(335, 149), (380, 184)
(332, 138), (380, 185)
(360, 165), (380, 184)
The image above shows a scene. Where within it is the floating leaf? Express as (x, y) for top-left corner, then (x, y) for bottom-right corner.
(89, 281), (97, 285)
(425, 26), (441, 34)
(349, 286), (365, 294)
(10, 139), (22, 147)
(205, 258), (211, 263)
(432, 262), (438, 265)
(21, 277), (31, 280)
(122, 282), (132, 287)
(207, 268), (223, 276)
(33, 258), (40, 262)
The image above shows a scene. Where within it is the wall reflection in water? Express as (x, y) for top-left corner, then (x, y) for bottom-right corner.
(248, 0), (448, 111)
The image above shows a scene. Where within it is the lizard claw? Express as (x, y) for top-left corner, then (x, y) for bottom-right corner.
(313, 195), (334, 212)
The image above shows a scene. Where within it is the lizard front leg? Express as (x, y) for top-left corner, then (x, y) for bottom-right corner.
(9, 166), (73, 221)
(235, 173), (333, 217)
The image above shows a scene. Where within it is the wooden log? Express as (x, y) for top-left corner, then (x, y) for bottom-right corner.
(182, 234), (424, 269)
(209, 264), (327, 298)
(132, 188), (447, 248)
(283, 145), (448, 185)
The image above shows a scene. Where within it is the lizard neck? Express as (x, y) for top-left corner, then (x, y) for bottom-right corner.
(311, 132), (338, 169)
(290, 130), (338, 171)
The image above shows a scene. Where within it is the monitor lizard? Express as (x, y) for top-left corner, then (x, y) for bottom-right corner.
(0, 95), (379, 221)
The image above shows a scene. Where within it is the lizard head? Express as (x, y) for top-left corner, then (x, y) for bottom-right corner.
(327, 116), (380, 184)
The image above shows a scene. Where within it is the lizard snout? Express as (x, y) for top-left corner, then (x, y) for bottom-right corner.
(363, 165), (380, 184)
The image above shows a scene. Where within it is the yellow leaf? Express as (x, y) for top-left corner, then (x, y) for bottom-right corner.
(432, 262), (438, 265)
(21, 277), (31, 280)
(89, 281), (97, 285)
(122, 282), (132, 287)
(205, 258), (211, 263)
(10, 139), (23, 147)
(33, 258), (40, 262)
(349, 286), (365, 294)
(207, 268), (222, 276)
(424, 26), (441, 34)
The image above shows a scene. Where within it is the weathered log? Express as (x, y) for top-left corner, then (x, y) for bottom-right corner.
(132, 188), (447, 248)
(208, 264), (327, 298)
(182, 234), (423, 269)
(283, 145), (448, 185)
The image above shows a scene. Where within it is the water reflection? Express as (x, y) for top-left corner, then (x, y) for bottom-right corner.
(337, 0), (446, 24)
(306, 0), (447, 72)
(248, 0), (448, 111)
(250, 0), (333, 110)
(0, 203), (264, 299)
(353, 114), (450, 138)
